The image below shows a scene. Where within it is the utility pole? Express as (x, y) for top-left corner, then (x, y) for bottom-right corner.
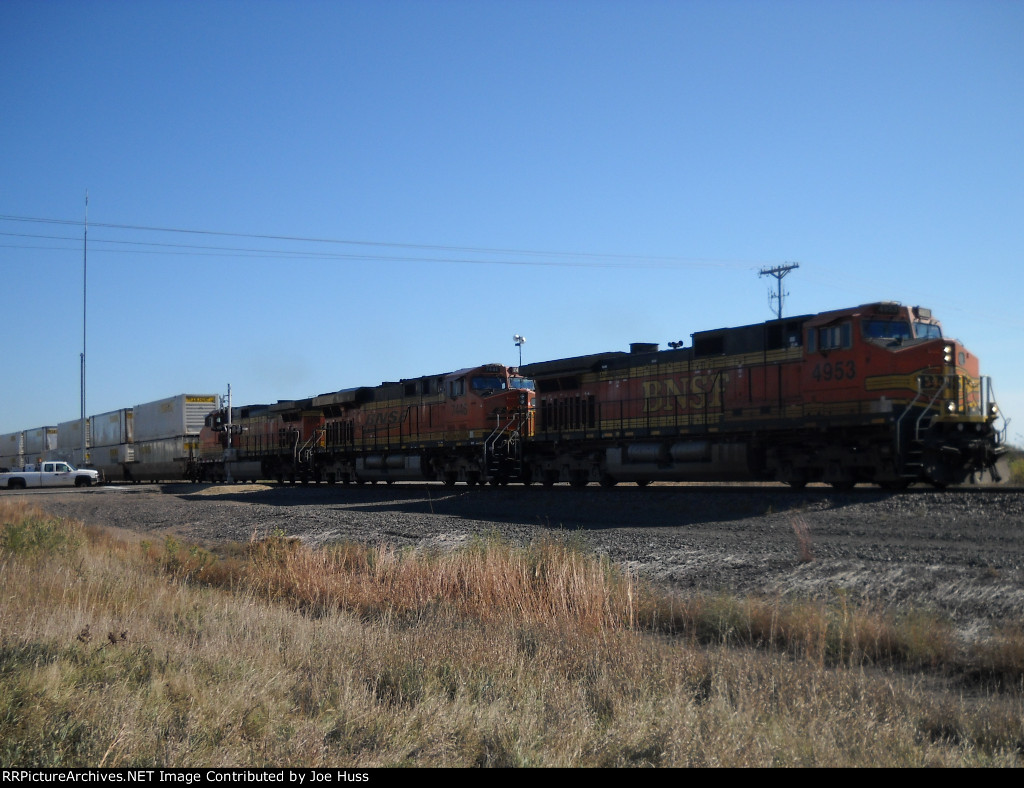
(80, 191), (88, 467)
(759, 262), (799, 320)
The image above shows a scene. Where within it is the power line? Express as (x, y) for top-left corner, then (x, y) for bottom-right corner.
(0, 213), (771, 270)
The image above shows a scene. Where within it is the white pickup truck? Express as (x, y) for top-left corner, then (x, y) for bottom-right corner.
(1, 461), (102, 489)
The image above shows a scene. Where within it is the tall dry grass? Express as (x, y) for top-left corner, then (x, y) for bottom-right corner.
(2, 498), (1022, 767)
(1009, 450), (1024, 485)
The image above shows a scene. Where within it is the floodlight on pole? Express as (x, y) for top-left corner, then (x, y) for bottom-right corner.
(513, 334), (526, 367)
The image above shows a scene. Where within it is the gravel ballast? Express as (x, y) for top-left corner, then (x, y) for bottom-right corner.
(15, 482), (1024, 640)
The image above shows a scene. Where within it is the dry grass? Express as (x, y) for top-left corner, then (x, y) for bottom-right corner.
(1009, 451), (1024, 485)
(1, 498), (1022, 767)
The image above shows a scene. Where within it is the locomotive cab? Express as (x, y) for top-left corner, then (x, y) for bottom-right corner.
(443, 364), (535, 438)
(802, 302), (1004, 485)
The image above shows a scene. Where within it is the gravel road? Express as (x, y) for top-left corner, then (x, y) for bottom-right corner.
(15, 482), (1024, 641)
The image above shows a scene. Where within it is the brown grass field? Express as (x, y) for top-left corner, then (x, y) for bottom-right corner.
(1, 498), (1022, 767)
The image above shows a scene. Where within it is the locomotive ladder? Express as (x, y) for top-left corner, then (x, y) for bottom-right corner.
(483, 413), (525, 481)
(297, 427), (326, 469)
(894, 375), (952, 479)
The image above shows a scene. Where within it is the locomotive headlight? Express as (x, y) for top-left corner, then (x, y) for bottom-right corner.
(989, 403), (999, 417)
(946, 400), (957, 414)
(519, 392), (527, 406)
(943, 345), (954, 364)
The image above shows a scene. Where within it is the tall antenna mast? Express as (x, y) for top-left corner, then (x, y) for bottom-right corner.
(80, 191), (88, 466)
(759, 262), (799, 320)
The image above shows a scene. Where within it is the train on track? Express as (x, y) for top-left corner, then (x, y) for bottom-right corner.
(1, 301), (1008, 490)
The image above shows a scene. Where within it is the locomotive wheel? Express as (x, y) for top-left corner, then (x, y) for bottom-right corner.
(635, 479), (651, 487)
(599, 474), (618, 488)
(542, 471), (557, 487)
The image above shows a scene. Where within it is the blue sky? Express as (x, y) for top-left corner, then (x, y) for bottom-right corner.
(2, 0), (1022, 444)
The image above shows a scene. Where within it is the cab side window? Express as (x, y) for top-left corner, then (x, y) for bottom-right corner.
(817, 323), (851, 351)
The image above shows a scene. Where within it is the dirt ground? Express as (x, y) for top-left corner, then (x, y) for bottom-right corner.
(15, 481), (1024, 642)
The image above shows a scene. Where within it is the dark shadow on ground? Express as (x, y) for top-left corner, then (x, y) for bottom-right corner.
(169, 482), (910, 530)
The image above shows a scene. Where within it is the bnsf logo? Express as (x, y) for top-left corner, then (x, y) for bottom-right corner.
(642, 373), (729, 413)
(363, 410), (404, 427)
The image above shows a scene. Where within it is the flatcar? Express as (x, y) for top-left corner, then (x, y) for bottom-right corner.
(519, 302), (1005, 489)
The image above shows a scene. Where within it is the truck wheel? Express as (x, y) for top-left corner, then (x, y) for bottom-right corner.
(75, 477), (92, 487)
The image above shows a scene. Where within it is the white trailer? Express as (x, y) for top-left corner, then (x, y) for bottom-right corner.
(133, 394), (217, 441)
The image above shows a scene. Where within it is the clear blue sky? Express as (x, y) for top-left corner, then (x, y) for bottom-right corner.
(2, 0), (1022, 444)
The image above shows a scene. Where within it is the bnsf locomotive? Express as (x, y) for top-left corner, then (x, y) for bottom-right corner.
(188, 301), (1005, 490)
(192, 364), (536, 486)
(521, 302), (1003, 489)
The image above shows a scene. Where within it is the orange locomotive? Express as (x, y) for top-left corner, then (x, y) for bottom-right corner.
(191, 364), (535, 485)
(520, 302), (1005, 489)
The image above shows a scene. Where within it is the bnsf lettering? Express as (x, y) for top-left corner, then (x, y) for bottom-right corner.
(643, 374), (728, 413)
(364, 410), (404, 426)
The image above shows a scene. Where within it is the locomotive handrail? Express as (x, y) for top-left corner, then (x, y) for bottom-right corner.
(895, 373), (952, 453)
(297, 427), (325, 464)
(483, 411), (524, 478)
(914, 375), (950, 441)
(984, 376), (1009, 444)
(895, 375), (940, 459)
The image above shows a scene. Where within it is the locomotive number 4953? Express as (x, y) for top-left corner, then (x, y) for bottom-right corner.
(812, 360), (857, 383)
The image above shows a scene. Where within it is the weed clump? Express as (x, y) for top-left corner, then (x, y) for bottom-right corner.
(0, 501), (82, 558)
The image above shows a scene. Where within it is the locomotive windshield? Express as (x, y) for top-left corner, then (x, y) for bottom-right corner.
(471, 376), (508, 393)
(862, 320), (912, 341)
(863, 319), (942, 341)
(914, 322), (942, 339)
(510, 378), (535, 390)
